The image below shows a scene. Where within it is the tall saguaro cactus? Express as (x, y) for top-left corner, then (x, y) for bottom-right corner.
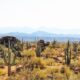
(65, 41), (71, 65)
(8, 39), (11, 76)
(3, 38), (16, 76)
(73, 42), (78, 58)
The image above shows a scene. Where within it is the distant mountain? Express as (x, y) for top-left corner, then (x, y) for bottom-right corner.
(1, 32), (28, 37)
(0, 31), (80, 41)
(30, 31), (53, 37)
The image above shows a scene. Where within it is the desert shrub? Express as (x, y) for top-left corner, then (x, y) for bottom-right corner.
(64, 66), (72, 80)
(42, 47), (59, 58)
(0, 59), (4, 65)
(15, 58), (21, 65)
(21, 57), (46, 71)
(35, 69), (48, 80)
(28, 57), (46, 70)
(23, 49), (36, 58)
(0, 69), (5, 76)
(46, 66), (60, 74)
(71, 59), (80, 67)
(44, 58), (55, 66)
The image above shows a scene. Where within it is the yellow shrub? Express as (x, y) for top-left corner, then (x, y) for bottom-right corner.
(23, 49), (36, 57)
(0, 69), (5, 75)
(42, 47), (59, 58)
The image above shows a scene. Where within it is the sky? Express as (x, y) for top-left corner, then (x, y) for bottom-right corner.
(0, 0), (80, 34)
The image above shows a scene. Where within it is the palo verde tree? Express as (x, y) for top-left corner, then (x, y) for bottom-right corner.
(65, 40), (71, 65)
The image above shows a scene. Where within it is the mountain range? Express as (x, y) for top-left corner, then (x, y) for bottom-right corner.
(0, 31), (80, 41)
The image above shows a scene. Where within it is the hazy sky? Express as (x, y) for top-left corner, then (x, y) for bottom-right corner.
(0, 0), (80, 34)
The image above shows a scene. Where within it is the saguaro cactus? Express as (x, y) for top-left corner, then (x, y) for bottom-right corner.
(36, 40), (45, 57)
(36, 40), (49, 57)
(36, 45), (42, 57)
(26, 42), (31, 50)
(52, 40), (57, 48)
(21, 38), (24, 51)
(65, 41), (71, 65)
(73, 42), (78, 58)
(3, 39), (16, 76)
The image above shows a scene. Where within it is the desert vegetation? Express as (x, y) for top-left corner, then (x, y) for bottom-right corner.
(0, 36), (80, 80)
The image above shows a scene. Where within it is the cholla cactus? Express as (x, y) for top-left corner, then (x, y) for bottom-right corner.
(3, 39), (16, 76)
(65, 41), (71, 65)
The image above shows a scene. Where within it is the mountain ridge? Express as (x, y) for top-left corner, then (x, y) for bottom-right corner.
(0, 31), (80, 37)
(0, 31), (80, 41)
